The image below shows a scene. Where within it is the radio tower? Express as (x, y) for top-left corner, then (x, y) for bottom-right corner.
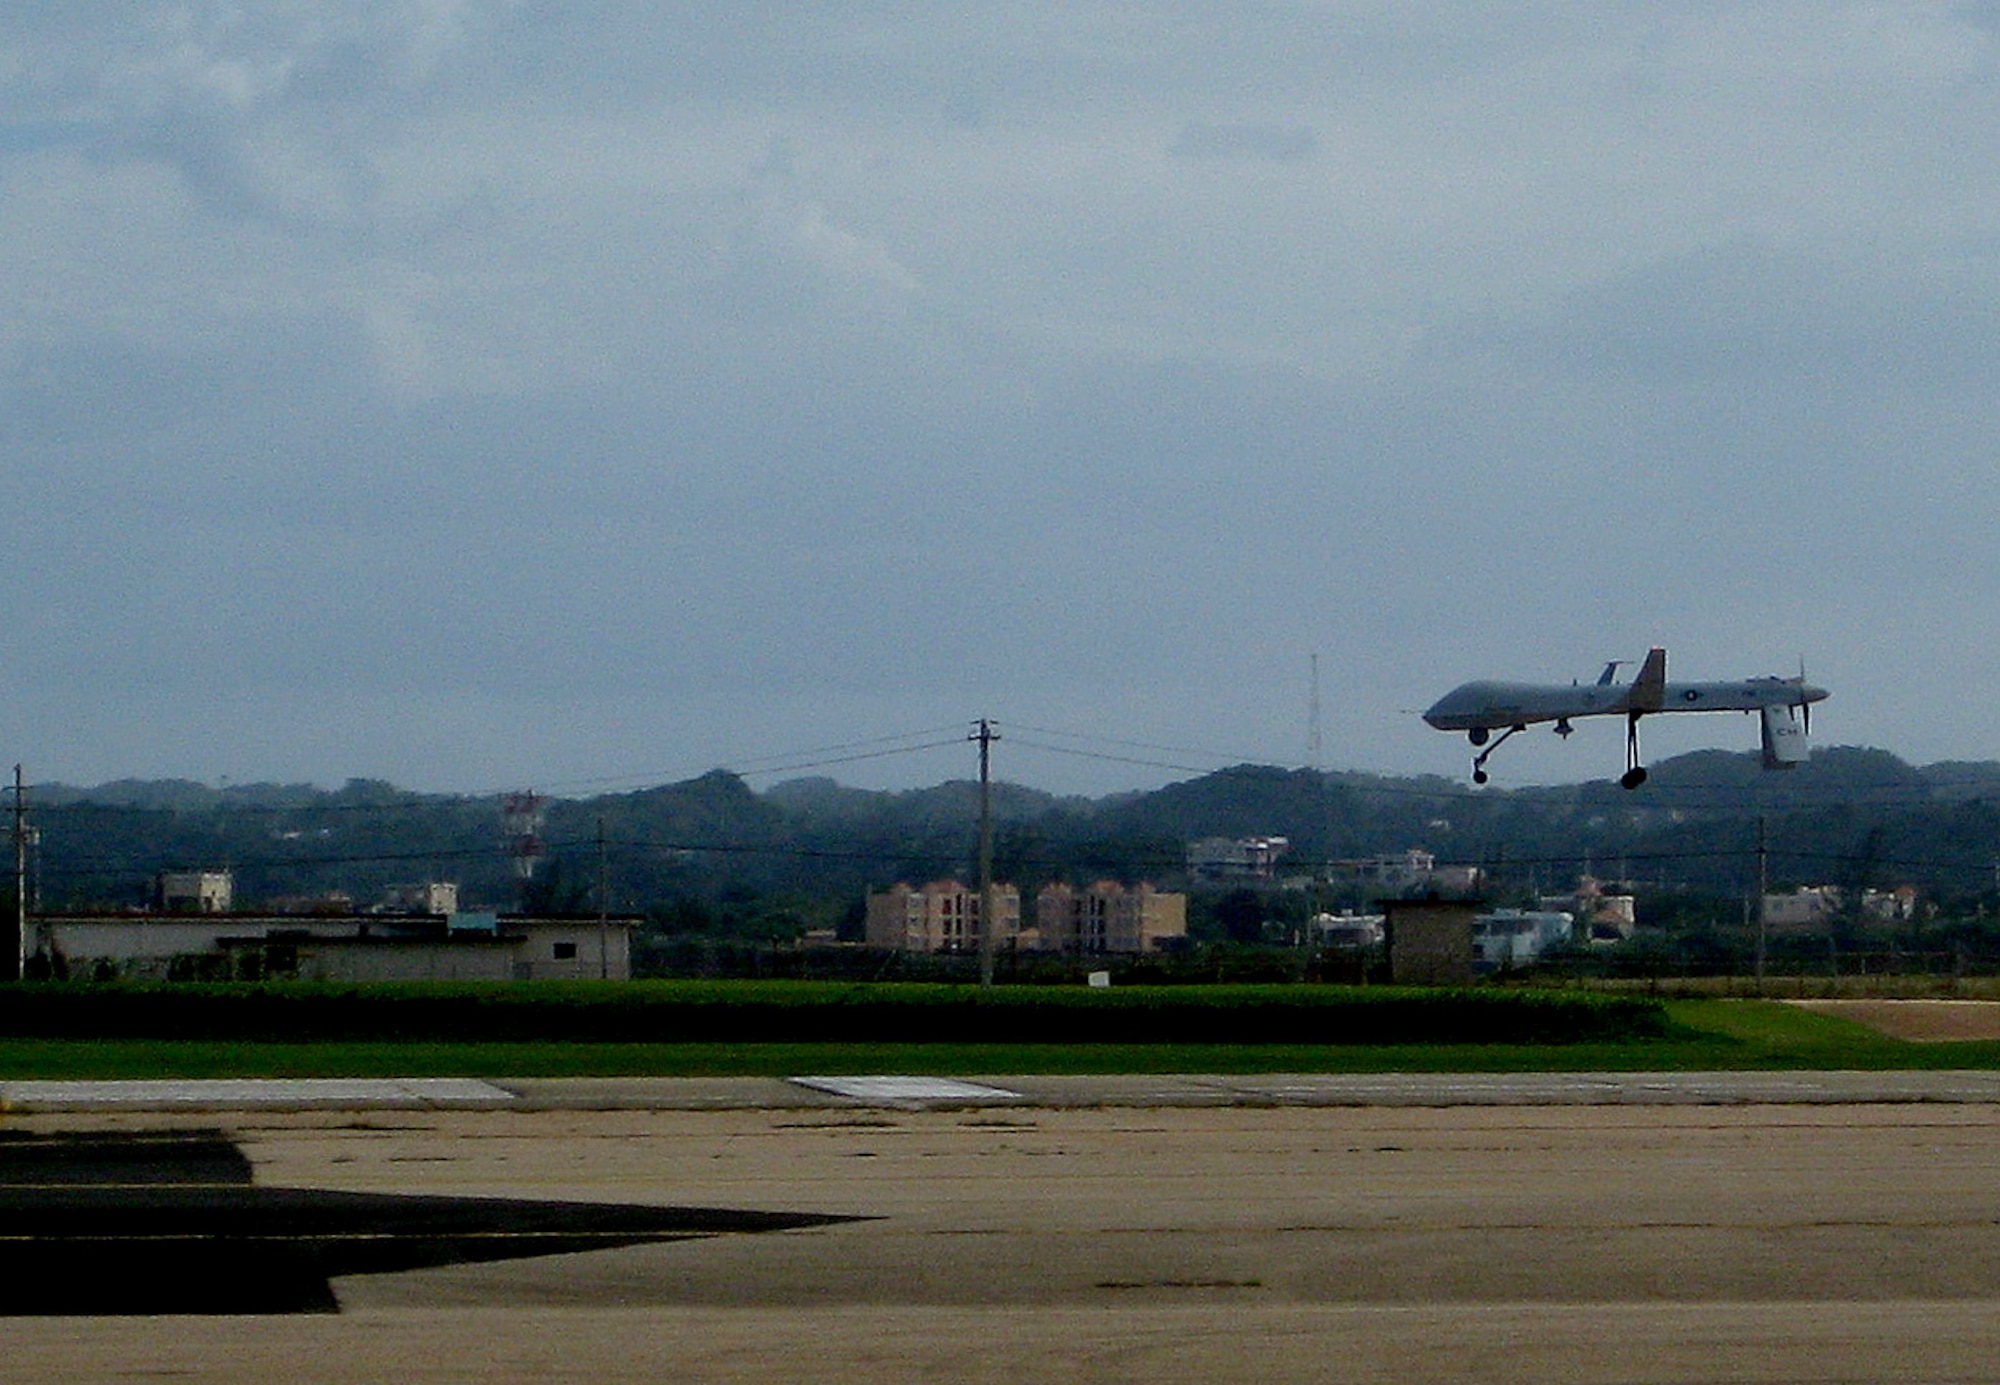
(501, 791), (546, 911)
(1308, 652), (1323, 773)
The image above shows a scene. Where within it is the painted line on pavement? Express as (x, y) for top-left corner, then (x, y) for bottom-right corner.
(0, 1078), (515, 1111)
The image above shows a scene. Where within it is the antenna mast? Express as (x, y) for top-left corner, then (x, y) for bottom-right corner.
(1308, 653), (1323, 772)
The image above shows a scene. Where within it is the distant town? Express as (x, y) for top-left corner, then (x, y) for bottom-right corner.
(6, 742), (1994, 984)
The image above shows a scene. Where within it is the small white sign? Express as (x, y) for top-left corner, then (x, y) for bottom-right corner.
(1087, 970), (1112, 988)
(790, 1076), (1021, 1102)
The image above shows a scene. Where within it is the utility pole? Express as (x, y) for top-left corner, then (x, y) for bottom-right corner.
(972, 719), (999, 988)
(1755, 814), (1769, 995)
(596, 816), (610, 981)
(13, 765), (28, 982)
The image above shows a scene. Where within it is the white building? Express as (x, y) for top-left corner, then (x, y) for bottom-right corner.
(1359, 849), (1436, 888)
(1471, 910), (1575, 969)
(1337, 849), (1483, 895)
(1761, 886), (1918, 930)
(382, 882), (460, 915)
(43, 912), (635, 982)
(1187, 836), (1290, 884)
(1312, 911), (1385, 949)
(157, 871), (233, 914)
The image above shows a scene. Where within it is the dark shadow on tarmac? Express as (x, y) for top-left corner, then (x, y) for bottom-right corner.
(0, 1130), (862, 1315)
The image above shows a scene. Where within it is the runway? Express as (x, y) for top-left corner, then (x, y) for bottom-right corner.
(10, 1079), (2000, 1381)
(15, 1068), (2000, 1111)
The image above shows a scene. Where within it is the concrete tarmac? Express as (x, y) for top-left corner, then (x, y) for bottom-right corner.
(16, 1068), (2000, 1111)
(11, 1080), (2000, 1381)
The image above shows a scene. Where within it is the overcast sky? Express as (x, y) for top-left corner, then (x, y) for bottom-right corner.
(5, 3), (1999, 797)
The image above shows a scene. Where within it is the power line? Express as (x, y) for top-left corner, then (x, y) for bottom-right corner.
(723, 737), (972, 780)
(1005, 722), (1282, 768)
(1002, 736), (1245, 778)
(532, 725), (974, 793)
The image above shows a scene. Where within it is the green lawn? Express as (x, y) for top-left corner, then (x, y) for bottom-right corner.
(0, 1000), (1994, 1079)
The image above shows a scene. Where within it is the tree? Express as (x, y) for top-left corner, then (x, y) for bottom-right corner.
(1212, 889), (1266, 945)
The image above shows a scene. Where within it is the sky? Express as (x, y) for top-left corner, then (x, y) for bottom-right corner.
(5, 2), (2000, 798)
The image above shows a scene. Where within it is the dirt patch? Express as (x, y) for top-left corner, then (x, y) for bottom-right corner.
(1789, 998), (2000, 1041)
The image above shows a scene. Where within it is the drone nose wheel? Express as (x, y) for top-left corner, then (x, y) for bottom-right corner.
(1468, 724), (1525, 784)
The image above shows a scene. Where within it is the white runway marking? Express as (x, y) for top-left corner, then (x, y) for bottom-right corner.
(790, 1075), (1022, 1103)
(0, 1078), (515, 1110)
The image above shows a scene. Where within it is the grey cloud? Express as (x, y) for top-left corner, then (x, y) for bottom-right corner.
(7, 4), (2000, 790)
(0, 4), (495, 226)
(474, 3), (1594, 123)
(1451, 243), (2000, 394)
(1170, 123), (1320, 162)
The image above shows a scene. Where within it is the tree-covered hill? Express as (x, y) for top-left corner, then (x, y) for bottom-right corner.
(22, 745), (2000, 920)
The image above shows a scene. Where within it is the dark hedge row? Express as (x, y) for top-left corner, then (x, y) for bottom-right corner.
(0, 981), (1668, 1046)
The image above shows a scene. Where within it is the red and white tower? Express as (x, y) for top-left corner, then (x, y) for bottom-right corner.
(501, 791), (546, 908)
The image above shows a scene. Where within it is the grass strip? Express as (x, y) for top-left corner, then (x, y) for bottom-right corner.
(0, 980), (1664, 1046)
(0, 1002), (1995, 1078)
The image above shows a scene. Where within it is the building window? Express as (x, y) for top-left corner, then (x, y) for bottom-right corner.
(552, 941), (578, 960)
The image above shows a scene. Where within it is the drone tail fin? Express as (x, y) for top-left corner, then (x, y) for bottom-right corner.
(1627, 646), (1667, 712)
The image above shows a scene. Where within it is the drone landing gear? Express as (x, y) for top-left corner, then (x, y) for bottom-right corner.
(1469, 724), (1526, 785)
(1620, 712), (1648, 790)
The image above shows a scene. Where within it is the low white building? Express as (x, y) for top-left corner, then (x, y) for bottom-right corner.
(42, 912), (635, 982)
(1335, 849), (1483, 895)
(1363, 848), (1436, 886)
(1761, 886), (1918, 931)
(381, 882), (460, 916)
(156, 871), (234, 914)
(1471, 910), (1574, 970)
(1187, 836), (1289, 884)
(1312, 911), (1385, 949)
